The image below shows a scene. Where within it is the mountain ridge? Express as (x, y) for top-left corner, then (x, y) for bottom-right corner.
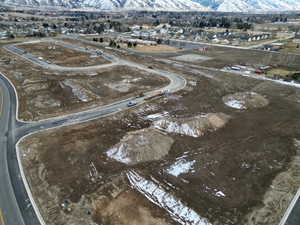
(1, 0), (300, 12)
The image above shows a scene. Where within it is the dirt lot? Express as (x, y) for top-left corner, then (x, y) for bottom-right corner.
(17, 41), (110, 67)
(279, 40), (300, 54)
(163, 46), (300, 70)
(0, 46), (168, 120)
(58, 37), (300, 74)
(134, 44), (180, 53)
(20, 66), (300, 225)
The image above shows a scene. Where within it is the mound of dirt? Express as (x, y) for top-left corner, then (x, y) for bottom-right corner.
(153, 113), (230, 138)
(223, 92), (269, 110)
(106, 128), (174, 165)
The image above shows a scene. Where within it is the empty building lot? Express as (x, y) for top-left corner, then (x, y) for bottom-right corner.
(19, 67), (300, 225)
(0, 46), (168, 121)
(17, 40), (110, 67)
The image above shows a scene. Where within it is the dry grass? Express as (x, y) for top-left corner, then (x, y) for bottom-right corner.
(244, 139), (300, 225)
(0, 209), (5, 225)
(17, 41), (110, 67)
(266, 68), (294, 78)
(280, 41), (300, 54)
(134, 45), (180, 53)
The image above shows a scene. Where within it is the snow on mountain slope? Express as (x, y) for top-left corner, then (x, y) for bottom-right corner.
(0, 0), (71, 7)
(0, 0), (209, 10)
(1, 0), (300, 11)
(193, 0), (300, 12)
(217, 0), (300, 12)
(122, 0), (208, 10)
(192, 0), (222, 9)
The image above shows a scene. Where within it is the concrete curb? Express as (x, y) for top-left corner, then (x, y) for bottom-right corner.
(15, 140), (46, 225)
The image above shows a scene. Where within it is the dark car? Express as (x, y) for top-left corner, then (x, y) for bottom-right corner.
(127, 101), (137, 107)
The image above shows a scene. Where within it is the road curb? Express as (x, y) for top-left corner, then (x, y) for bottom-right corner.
(279, 188), (300, 225)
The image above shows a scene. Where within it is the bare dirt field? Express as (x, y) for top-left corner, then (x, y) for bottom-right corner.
(171, 54), (212, 62)
(17, 41), (110, 67)
(165, 46), (300, 70)
(0, 46), (168, 120)
(134, 44), (180, 53)
(279, 40), (300, 54)
(20, 66), (300, 225)
(58, 37), (300, 74)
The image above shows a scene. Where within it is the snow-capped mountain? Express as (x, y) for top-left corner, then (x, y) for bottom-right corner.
(0, 0), (209, 10)
(193, 0), (300, 12)
(1, 0), (300, 11)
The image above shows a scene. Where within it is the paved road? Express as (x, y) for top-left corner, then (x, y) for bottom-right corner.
(0, 74), (40, 225)
(285, 197), (300, 225)
(0, 38), (187, 225)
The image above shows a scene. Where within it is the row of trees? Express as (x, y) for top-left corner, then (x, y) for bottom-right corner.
(93, 38), (140, 49)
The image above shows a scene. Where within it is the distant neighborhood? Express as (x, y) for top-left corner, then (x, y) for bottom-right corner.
(0, 8), (299, 50)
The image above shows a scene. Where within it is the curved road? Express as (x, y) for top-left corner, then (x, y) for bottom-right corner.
(0, 39), (186, 225)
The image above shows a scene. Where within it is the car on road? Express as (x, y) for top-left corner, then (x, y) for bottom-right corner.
(127, 101), (137, 107)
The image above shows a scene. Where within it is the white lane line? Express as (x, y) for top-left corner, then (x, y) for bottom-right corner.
(0, 87), (3, 117)
(279, 188), (300, 225)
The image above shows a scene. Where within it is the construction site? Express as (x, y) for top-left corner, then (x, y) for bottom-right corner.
(1, 35), (300, 225)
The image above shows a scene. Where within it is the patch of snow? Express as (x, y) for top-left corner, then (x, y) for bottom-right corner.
(132, 77), (142, 82)
(224, 99), (246, 109)
(145, 111), (169, 120)
(127, 170), (212, 225)
(154, 120), (200, 137)
(166, 159), (196, 177)
(215, 191), (226, 198)
(172, 54), (212, 62)
(22, 40), (41, 44)
(106, 143), (131, 164)
(241, 162), (251, 168)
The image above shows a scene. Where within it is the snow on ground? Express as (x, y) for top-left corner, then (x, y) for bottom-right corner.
(223, 99), (246, 109)
(106, 143), (131, 164)
(172, 54), (212, 62)
(215, 191), (226, 198)
(145, 111), (169, 120)
(154, 119), (202, 137)
(223, 92), (269, 110)
(203, 185), (226, 198)
(153, 113), (230, 138)
(166, 158), (196, 177)
(127, 170), (212, 225)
